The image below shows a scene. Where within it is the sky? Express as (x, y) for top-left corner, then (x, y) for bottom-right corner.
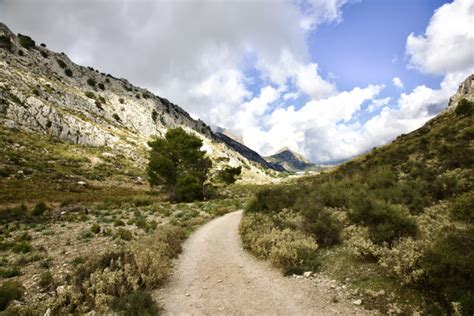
(1, 0), (473, 163)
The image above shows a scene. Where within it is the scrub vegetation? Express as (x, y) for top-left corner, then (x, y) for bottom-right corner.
(241, 107), (474, 315)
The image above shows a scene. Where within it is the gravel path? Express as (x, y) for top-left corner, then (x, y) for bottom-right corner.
(156, 210), (373, 315)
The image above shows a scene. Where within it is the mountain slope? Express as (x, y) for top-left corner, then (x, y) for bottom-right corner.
(265, 148), (316, 172)
(0, 23), (280, 196)
(241, 74), (474, 314)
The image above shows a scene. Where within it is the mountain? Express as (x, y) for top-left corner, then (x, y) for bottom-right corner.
(0, 23), (281, 191)
(241, 74), (474, 314)
(264, 147), (316, 172)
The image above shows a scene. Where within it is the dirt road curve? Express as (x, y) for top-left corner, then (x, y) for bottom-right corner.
(156, 210), (372, 315)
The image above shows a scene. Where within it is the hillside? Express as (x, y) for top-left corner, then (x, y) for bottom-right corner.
(265, 148), (317, 172)
(0, 22), (281, 199)
(241, 75), (474, 315)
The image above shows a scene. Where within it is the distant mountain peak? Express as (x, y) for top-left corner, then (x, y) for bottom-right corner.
(265, 147), (316, 172)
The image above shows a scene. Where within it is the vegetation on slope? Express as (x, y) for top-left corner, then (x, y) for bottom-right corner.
(241, 101), (474, 314)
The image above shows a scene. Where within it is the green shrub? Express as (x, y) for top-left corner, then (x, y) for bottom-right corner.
(12, 242), (32, 253)
(348, 196), (418, 244)
(98, 83), (105, 90)
(0, 267), (21, 278)
(56, 58), (67, 68)
(0, 281), (23, 311)
(85, 91), (95, 98)
(98, 96), (106, 103)
(32, 88), (40, 96)
(151, 109), (158, 122)
(117, 228), (132, 241)
(40, 50), (48, 58)
(87, 78), (96, 87)
(240, 213), (318, 273)
(95, 100), (103, 110)
(119, 98), (124, 104)
(0, 204), (28, 224)
(17, 49), (24, 56)
(64, 68), (73, 77)
(39, 270), (53, 288)
(455, 99), (474, 117)
(113, 219), (125, 227)
(90, 223), (101, 234)
(420, 228), (474, 315)
(17, 33), (35, 49)
(112, 113), (121, 122)
(450, 192), (474, 223)
(110, 290), (158, 315)
(300, 206), (341, 247)
(247, 186), (297, 214)
(32, 201), (48, 216)
(0, 35), (12, 51)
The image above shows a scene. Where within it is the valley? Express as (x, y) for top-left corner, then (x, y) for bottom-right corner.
(0, 19), (473, 316)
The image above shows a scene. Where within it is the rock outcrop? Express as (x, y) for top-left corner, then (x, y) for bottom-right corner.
(0, 22), (280, 181)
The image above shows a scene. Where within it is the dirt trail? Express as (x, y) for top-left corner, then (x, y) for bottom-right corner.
(156, 210), (372, 315)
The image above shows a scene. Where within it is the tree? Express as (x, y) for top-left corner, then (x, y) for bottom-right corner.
(147, 128), (212, 202)
(216, 166), (242, 185)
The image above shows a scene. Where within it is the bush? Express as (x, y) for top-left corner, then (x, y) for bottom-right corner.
(151, 109), (158, 122)
(56, 58), (67, 68)
(90, 223), (101, 234)
(450, 192), (474, 223)
(98, 83), (105, 90)
(0, 281), (23, 311)
(117, 228), (132, 240)
(0, 267), (21, 278)
(17, 33), (35, 49)
(300, 206), (341, 247)
(12, 242), (32, 254)
(119, 98), (124, 104)
(247, 186), (297, 214)
(240, 213), (318, 273)
(420, 228), (474, 315)
(174, 175), (204, 202)
(85, 91), (95, 99)
(17, 49), (24, 56)
(87, 78), (96, 87)
(112, 113), (121, 122)
(39, 270), (53, 288)
(64, 68), (73, 77)
(348, 196), (418, 244)
(40, 50), (48, 58)
(0, 204), (28, 224)
(0, 35), (12, 51)
(455, 98), (474, 117)
(32, 201), (48, 216)
(110, 291), (158, 315)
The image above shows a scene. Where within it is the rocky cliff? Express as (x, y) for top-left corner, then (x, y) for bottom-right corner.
(0, 23), (280, 182)
(264, 148), (316, 172)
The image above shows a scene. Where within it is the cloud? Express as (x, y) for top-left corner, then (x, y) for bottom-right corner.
(406, 0), (474, 75)
(392, 77), (404, 88)
(1, 0), (470, 164)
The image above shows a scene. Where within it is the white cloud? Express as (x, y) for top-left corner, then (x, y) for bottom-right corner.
(392, 77), (404, 88)
(1, 0), (470, 164)
(406, 0), (474, 75)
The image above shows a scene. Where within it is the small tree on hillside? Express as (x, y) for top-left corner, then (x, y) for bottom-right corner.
(147, 128), (212, 202)
(216, 166), (242, 185)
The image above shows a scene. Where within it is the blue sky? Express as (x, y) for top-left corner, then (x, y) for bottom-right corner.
(1, 0), (473, 163)
(310, 0), (448, 92)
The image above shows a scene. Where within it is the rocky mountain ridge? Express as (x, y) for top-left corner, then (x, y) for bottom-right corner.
(0, 22), (282, 182)
(265, 148), (316, 172)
